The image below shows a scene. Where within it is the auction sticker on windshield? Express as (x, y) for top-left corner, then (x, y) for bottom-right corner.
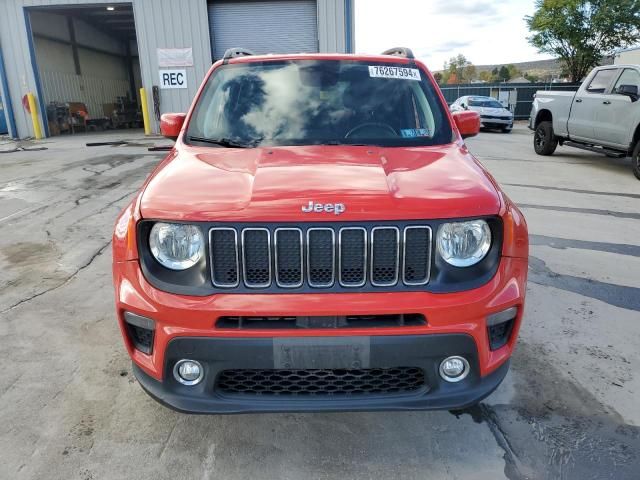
(368, 65), (421, 80)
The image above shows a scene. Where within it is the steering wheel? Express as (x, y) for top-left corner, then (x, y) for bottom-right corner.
(345, 122), (397, 139)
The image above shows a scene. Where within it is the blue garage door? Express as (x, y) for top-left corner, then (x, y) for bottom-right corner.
(208, 0), (318, 60)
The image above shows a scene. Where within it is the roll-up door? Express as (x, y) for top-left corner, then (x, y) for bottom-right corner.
(208, 1), (318, 60)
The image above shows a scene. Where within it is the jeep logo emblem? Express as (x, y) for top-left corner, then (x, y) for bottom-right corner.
(301, 201), (346, 215)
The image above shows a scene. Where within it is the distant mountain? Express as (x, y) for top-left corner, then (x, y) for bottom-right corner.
(474, 58), (563, 75)
(435, 57), (614, 79)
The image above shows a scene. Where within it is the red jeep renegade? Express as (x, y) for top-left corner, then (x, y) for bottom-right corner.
(112, 47), (528, 413)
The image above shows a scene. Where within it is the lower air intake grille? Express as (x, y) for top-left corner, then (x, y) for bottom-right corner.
(216, 367), (426, 396)
(216, 313), (426, 329)
(125, 323), (154, 354)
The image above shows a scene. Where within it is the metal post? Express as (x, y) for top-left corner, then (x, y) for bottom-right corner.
(139, 87), (152, 135)
(27, 92), (42, 140)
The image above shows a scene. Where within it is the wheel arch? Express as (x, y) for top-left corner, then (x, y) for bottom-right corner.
(534, 109), (553, 128)
(631, 123), (640, 154)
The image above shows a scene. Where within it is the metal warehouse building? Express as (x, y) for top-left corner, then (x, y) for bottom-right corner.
(0, 0), (355, 139)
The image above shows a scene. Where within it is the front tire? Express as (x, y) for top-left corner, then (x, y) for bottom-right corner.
(502, 126), (512, 134)
(534, 121), (558, 155)
(632, 142), (640, 180)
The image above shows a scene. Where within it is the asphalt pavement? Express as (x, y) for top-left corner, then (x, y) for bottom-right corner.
(0, 126), (638, 480)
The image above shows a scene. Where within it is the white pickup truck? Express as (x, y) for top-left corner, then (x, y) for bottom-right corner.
(529, 65), (640, 179)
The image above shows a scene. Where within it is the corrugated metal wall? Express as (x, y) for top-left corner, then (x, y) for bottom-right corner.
(318, 0), (348, 53)
(133, 0), (212, 132)
(0, 0), (351, 138)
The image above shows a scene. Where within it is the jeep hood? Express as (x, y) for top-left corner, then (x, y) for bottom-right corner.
(140, 144), (502, 222)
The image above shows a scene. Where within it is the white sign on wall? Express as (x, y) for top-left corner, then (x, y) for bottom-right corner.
(157, 48), (193, 67)
(159, 69), (187, 89)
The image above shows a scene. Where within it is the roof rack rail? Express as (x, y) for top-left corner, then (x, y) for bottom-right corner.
(381, 47), (415, 59)
(222, 47), (255, 62)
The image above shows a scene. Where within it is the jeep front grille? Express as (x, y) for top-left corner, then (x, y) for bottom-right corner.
(209, 224), (432, 291)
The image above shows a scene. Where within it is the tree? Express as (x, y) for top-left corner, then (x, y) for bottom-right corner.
(526, 0), (640, 82)
(507, 64), (521, 79)
(498, 66), (511, 81)
(479, 71), (493, 82)
(524, 72), (541, 82)
(463, 64), (477, 82)
(433, 72), (444, 84)
(443, 54), (474, 84)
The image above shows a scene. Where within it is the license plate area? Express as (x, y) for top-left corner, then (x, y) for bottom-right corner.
(273, 337), (371, 369)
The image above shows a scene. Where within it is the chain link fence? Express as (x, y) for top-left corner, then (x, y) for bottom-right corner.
(439, 82), (581, 120)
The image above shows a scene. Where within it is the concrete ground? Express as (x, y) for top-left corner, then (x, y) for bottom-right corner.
(0, 126), (638, 480)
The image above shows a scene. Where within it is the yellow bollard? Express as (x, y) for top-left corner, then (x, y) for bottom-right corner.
(139, 87), (152, 135)
(27, 93), (43, 140)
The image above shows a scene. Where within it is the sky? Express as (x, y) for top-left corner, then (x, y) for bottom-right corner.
(355, 0), (554, 69)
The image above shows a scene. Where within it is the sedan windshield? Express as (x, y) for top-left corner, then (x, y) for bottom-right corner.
(468, 98), (504, 109)
(186, 60), (452, 147)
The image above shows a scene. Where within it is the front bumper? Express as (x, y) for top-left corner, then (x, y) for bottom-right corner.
(480, 117), (513, 128)
(133, 334), (511, 414)
(114, 256), (527, 413)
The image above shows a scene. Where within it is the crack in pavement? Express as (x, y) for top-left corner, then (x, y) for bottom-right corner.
(0, 240), (111, 315)
(451, 404), (529, 480)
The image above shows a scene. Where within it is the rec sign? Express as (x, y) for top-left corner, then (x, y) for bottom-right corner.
(159, 69), (187, 89)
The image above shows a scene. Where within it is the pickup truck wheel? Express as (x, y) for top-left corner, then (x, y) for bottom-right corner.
(534, 121), (558, 156)
(632, 142), (640, 180)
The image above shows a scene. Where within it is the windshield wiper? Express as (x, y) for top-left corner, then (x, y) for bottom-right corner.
(187, 136), (261, 148)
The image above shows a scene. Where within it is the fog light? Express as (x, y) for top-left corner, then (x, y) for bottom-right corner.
(173, 359), (204, 386)
(439, 356), (470, 383)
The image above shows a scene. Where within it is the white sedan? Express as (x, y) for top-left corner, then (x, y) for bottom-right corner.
(450, 96), (514, 133)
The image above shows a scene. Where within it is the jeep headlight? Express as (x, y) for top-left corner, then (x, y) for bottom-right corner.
(149, 222), (204, 270)
(437, 220), (491, 267)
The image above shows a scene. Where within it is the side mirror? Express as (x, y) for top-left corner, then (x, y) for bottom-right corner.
(617, 84), (639, 101)
(452, 111), (481, 139)
(160, 113), (186, 140)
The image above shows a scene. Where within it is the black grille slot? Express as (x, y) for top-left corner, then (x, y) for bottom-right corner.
(216, 314), (427, 329)
(242, 229), (271, 287)
(488, 320), (515, 350)
(123, 312), (155, 355)
(216, 367), (426, 396)
(403, 227), (432, 285)
(371, 227), (399, 286)
(339, 228), (366, 286)
(210, 228), (238, 287)
(275, 229), (303, 287)
(307, 229), (335, 287)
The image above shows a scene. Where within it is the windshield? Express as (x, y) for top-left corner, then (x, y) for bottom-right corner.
(186, 60), (452, 147)
(468, 98), (504, 109)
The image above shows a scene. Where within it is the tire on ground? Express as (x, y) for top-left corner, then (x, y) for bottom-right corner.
(534, 121), (558, 156)
(632, 141), (640, 181)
